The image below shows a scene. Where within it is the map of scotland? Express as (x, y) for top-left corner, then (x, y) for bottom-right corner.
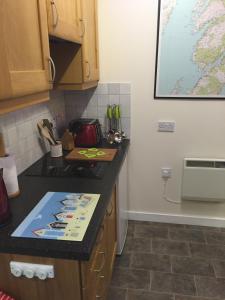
(155, 0), (225, 98)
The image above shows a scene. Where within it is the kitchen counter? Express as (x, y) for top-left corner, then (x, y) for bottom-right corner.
(0, 140), (130, 261)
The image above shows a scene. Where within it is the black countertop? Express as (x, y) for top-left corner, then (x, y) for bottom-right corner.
(0, 140), (130, 261)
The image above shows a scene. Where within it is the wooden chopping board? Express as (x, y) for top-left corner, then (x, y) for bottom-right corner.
(65, 147), (118, 161)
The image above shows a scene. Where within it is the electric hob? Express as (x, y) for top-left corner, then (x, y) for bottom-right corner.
(24, 154), (109, 179)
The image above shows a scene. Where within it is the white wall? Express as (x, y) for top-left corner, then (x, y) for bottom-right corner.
(98, 0), (225, 222)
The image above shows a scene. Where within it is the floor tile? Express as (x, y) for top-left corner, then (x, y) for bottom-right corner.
(131, 253), (171, 272)
(107, 287), (127, 300)
(195, 276), (225, 298)
(185, 224), (221, 232)
(134, 224), (168, 239)
(212, 260), (225, 278)
(175, 296), (221, 300)
(132, 221), (185, 229)
(172, 256), (214, 276)
(111, 267), (150, 289)
(151, 272), (196, 296)
(169, 228), (205, 243)
(127, 289), (173, 300)
(190, 243), (225, 260)
(152, 239), (190, 256)
(205, 231), (225, 245)
(115, 253), (132, 268)
(127, 221), (135, 237)
(124, 237), (151, 253)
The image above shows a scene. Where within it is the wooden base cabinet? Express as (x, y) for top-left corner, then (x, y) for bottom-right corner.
(0, 187), (117, 300)
(0, 0), (52, 115)
(81, 186), (117, 300)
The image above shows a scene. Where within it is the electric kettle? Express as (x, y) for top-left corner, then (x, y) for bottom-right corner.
(0, 168), (11, 226)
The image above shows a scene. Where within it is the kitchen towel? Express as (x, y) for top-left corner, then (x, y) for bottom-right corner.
(0, 291), (15, 300)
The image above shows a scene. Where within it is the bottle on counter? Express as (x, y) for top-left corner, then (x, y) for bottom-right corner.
(61, 129), (75, 151)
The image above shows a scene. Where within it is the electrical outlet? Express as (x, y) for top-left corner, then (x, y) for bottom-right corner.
(161, 167), (172, 178)
(158, 121), (175, 132)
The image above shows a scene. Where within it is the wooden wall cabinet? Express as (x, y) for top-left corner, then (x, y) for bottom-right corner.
(46, 0), (82, 44)
(0, 0), (52, 115)
(50, 0), (99, 90)
(0, 187), (117, 300)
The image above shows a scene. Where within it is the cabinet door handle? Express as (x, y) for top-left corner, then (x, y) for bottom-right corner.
(79, 18), (85, 37)
(48, 57), (56, 82)
(50, 1), (59, 27)
(85, 61), (91, 78)
(94, 251), (105, 273)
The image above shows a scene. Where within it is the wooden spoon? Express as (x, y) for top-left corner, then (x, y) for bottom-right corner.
(37, 122), (55, 146)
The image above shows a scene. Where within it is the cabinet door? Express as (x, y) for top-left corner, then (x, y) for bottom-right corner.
(47, 0), (82, 43)
(0, 0), (51, 100)
(105, 186), (117, 286)
(81, 0), (99, 82)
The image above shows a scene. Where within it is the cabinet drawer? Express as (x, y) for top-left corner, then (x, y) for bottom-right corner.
(81, 220), (106, 287)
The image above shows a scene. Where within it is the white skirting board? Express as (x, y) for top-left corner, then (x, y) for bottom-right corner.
(128, 210), (225, 228)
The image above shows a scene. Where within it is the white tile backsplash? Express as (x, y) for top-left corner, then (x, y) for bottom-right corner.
(109, 95), (120, 105)
(0, 83), (131, 175)
(0, 91), (66, 174)
(98, 94), (109, 106)
(95, 83), (109, 95)
(120, 83), (131, 95)
(64, 83), (131, 138)
(108, 83), (120, 95)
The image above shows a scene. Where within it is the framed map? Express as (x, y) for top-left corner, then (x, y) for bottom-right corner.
(154, 0), (225, 99)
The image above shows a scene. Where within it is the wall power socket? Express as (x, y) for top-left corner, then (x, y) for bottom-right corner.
(161, 167), (172, 178)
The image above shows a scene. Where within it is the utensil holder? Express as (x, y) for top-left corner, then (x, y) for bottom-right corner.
(50, 141), (63, 158)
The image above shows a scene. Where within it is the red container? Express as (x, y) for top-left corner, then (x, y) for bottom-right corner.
(0, 169), (11, 226)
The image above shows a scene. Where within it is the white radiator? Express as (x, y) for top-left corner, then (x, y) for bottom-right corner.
(181, 158), (225, 202)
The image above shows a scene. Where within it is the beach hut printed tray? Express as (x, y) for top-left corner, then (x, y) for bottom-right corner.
(12, 192), (100, 242)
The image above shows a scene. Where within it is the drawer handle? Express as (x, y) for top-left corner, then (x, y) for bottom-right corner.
(106, 201), (113, 216)
(50, 1), (59, 28)
(96, 296), (102, 299)
(79, 18), (85, 37)
(94, 251), (105, 273)
(48, 57), (56, 82)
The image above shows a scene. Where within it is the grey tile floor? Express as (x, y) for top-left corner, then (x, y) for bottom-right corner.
(107, 220), (225, 300)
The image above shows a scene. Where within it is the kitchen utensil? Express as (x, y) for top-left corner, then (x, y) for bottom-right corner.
(65, 147), (117, 161)
(106, 131), (115, 144)
(0, 168), (11, 226)
(113, 104), (120, 131)
(107, 105), (113, 131)
(69, 119), (103, 147)
(0, 133), (6, 157)
(42, 119), (57, 145)
(118, 105), (126, 138)
(37, 122), (55, 146)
